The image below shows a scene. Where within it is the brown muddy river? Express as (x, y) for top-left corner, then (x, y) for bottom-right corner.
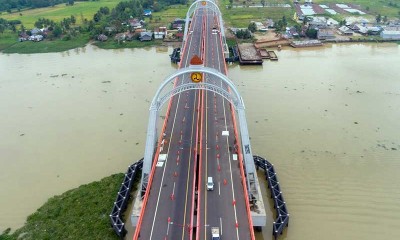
(1, 43), (399, 239)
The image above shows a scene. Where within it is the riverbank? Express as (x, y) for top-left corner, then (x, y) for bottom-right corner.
(0, 173), (124, 240)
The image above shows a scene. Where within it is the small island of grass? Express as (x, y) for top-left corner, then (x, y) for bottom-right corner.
(0, 173), (125, 240)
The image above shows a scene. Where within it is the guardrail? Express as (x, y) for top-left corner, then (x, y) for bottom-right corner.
(109, 159), (143, 239)
(253, 155), (289, 239)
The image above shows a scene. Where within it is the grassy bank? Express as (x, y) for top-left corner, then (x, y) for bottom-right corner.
(0, 173), (125, 240)
(0, 32), (17, 50)
(1, 33), (90, 54)
(94, 39), (165, 49)
(1, 0), (122, 28)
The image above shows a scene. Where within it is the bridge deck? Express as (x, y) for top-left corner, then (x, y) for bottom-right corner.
(134, 4), (253, 240)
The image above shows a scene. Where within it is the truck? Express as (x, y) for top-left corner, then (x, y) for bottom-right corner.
(211, 227), (220, 240)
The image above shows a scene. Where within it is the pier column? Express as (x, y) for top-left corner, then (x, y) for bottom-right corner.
(141, 106), (159, 196)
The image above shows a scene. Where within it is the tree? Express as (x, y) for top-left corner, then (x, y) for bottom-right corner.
(376, 14), (381, 23)
(52, 25), (62, 37)
(248, 22), (256, 33)
(382, 15), (387, 23)
(261, 0), (265, 7)
(71, 15), (76, 24)
(306, 28), (317, 39)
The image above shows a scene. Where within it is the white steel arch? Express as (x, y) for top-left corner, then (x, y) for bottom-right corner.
(182, 0), (229, 58)
(183, 0), (225, 42)
(140, 66), (257, 203)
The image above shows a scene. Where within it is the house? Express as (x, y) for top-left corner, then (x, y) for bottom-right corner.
(286, 27), (299, 38)
(175, 32), (184, 40)
(105, 26), (116, 33)
(140, 31), (153, 41)
(143, 9), (152, 16)
(154, 30), (165, 39)
(366, 26), (381, 35)
(338, 26), (354, 35)
(265, 19), (274, 28)
(31, 28), (42, 36)
(356, 25), (368, 35)
(114, 33), (126, 41)
(128, 18), (145, 29)
(173, 18), (186, 25)
(28, 35), (43, 42)
(348, 24), (360, 32)
(305, 0), (313, 6)
(98, 34), (108, 41)
(125, 32), (135, 41)
(317, 29), (335, 40)
(18, 32), (29, 42)
(380, 29), (400, 39)
(309, 17), (328, 29)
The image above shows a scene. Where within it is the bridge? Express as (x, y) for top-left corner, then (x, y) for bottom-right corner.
(127, 1), (270, 239)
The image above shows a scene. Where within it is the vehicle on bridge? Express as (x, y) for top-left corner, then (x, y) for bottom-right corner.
(211, 227), (220, 240)
(207, 176), (214, 191)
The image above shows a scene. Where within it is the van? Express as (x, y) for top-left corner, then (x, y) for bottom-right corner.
(207, 177), (214, 191)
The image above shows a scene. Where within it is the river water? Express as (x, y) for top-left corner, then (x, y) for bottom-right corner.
(1, 43), (399, 239)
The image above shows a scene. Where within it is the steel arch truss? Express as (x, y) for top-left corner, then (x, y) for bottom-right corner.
(184, 0), (225, 42)
(158, 82), (237, 110)
(183, 0), (229, 58)
(140, 66), (258, 204)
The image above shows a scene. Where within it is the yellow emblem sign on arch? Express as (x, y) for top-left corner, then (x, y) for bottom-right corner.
(191, 72), (202, 83)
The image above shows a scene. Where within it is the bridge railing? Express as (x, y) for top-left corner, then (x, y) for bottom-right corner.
(110, 159), (143, 238)
(253, 155), (290, 239)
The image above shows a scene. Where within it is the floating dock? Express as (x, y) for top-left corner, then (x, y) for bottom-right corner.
(290, 40), (323, 48)
(258, 49), (270, 59)
(258, 49), (278, 61)
(237, 43), (263, 65)
(254, 155), (289, 240)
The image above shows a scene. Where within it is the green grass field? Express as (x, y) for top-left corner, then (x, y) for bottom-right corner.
(0, 0), (121, 28)
(221, 0), (295, 27)
(0, 32), (17, 50)
(311, 0), (400, 18)
(150, 4), (188, 27)
(220, 0), (400, 28)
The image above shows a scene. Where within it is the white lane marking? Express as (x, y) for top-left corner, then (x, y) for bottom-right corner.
(220, 217), (223, 236)
(149, 26), (202, 236)
(166, 221), (170, 235)
(149, 88), (182, 240)
(173, 182), (176, 196)
(218, 181), (221, 196)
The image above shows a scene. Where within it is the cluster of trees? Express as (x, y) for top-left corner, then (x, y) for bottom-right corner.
(274, 16), (287, 32)
(1, 0), (188, 43)
(235, 29), (252, 39)
(375, 14), (388, 23)
(0, 18), (21, 33)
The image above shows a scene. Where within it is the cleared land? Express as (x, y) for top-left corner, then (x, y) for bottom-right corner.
(222, 0), (295, 27)
(0, 0), (121, 28)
